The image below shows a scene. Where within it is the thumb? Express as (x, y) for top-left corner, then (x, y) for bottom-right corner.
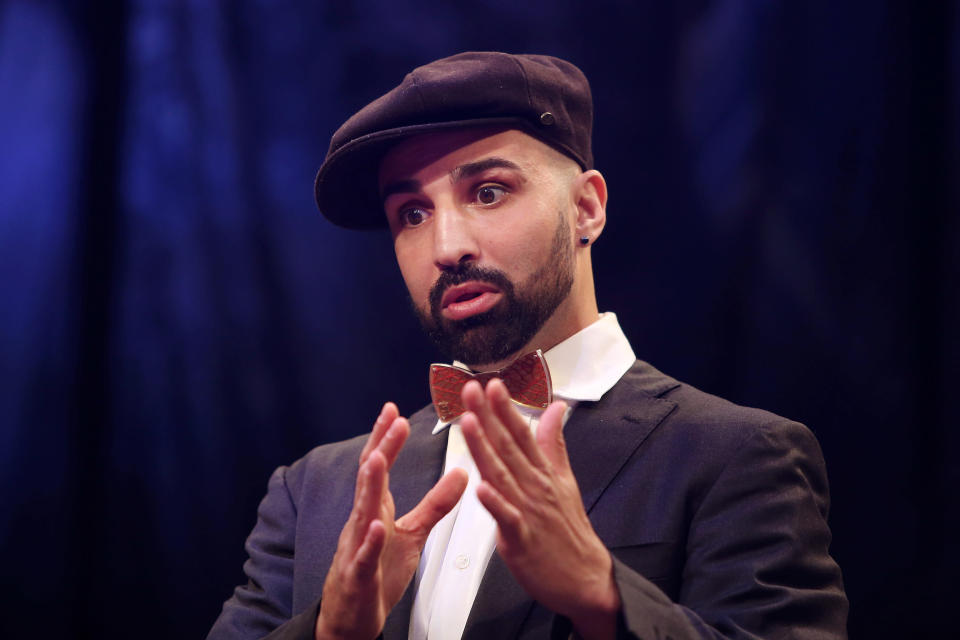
(397, 467), (468, 541)
(536, 400), (571, 471)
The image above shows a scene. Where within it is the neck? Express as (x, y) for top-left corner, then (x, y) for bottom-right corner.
(465, 307), (600, 372)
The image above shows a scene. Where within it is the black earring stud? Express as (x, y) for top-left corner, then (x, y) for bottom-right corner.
(579, 236), (590, 245)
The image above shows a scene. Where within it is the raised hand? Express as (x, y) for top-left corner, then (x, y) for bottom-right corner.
(459, 379), (621, 640)
(315, 403), (468, 640)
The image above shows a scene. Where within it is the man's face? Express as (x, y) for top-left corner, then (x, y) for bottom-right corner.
(378, 128), (583, 368)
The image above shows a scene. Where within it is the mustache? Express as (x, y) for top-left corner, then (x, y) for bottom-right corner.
(428, 264), (515, 315)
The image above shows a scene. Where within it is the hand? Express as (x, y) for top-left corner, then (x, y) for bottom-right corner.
(315, 403), (468, 640)
(459, 380), (621, 640)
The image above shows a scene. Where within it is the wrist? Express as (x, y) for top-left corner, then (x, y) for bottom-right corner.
(314, 614), (339, 640)
(568, 556), (621, 640)
(314, 612), (358, 640)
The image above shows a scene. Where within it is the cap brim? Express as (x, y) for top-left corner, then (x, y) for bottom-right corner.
(314, 116), (537, 230)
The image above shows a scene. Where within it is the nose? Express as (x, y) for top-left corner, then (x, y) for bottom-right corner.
(432, 207), (478, 270)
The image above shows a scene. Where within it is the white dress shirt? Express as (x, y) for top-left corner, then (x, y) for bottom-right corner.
(409, 313), (636, 640)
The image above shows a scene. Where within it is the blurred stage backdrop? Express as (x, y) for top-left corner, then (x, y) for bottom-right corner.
(1, 1), (957, 638)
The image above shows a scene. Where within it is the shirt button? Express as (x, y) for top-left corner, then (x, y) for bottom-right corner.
(455, 554), (470, 570)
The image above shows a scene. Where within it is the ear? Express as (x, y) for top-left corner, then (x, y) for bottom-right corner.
(573, 170), (607, 246)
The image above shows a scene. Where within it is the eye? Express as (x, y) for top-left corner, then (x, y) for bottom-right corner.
(399, 206), (429, 228)
(476, 185), (507, 205)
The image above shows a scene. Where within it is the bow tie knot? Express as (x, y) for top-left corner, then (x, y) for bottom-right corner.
(429, 350), (553, 423)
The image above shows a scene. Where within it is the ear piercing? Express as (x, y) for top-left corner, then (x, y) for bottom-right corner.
(579, 236), (590, 246)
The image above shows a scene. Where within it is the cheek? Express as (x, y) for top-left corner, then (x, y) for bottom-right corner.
(394, 244), (434, 300)
(481, 219), (550, 275)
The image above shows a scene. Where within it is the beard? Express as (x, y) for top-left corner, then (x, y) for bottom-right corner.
(413, 213), (575, 367)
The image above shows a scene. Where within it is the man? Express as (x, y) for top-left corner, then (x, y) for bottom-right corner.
(208, 52), (847, 639)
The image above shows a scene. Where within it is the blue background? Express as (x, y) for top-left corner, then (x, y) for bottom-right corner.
(0, 1), (956, 637)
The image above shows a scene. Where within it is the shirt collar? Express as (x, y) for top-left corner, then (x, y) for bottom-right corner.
(431, 312), (635, 434)
(543, 312), (636, 402)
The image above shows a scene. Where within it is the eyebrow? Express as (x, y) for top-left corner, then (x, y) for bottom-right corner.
(380, 156), (523, 204)
(380, 179), (421, 203)
(452, 157), (522, 182)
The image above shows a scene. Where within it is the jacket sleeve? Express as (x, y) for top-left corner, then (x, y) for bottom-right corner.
(207, 465), (320, 640)
(612, 420), (848, 640)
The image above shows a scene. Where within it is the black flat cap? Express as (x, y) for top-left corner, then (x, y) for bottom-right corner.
(314, 51), (594, 229)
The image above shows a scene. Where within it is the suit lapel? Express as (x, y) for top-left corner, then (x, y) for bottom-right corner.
(462, 362), (679, 639)
(382, 405), (448, 639)
(565, 366), (679, 516)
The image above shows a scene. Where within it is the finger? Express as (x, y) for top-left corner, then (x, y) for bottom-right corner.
(486, 378), (548, 469)
(460, 410), (525, 504)
(462, 380), (540, 485)
(376, 417), (410, 470)
(476, 480), (525, 550)
(359, 402), (399, 465)
(397, 467), (469, 540)
(349, 450), (387, 551)
(535, 400), (572, 472)
(352, 519), (386, 580)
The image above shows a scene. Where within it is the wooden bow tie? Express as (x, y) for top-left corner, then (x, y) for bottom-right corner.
(429, 350), (553, 423)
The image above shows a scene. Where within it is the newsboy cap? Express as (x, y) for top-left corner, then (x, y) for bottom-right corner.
(314, 51), (594, 229)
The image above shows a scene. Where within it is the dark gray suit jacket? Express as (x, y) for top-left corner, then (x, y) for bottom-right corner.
(208, 362), (848, 639)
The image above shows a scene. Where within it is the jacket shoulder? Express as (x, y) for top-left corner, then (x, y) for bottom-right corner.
(622, 359), (813, 438)
(612, 361), (826, 486)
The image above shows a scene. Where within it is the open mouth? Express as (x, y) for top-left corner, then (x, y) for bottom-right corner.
(440, 282), (503, 320)
(451, 290), (483, 303)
